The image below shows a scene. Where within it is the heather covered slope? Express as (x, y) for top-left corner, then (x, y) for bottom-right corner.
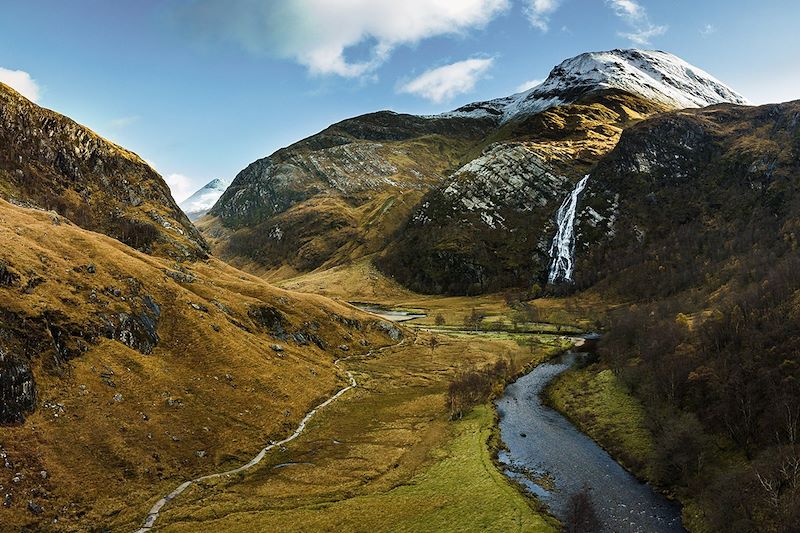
(0, 83), (206, 259)
(0, 198), (400, 530)
(564, 100), (800, 531)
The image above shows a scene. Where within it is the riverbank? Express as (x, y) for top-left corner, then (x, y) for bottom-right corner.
(545, 363), (716, 531)
(497, 352), (684, 532)
(129, 326), (567, 531)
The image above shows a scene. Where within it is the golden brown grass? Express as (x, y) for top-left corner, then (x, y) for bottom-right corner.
(139, 329), (566, 532)
(0, 199), (395, 531)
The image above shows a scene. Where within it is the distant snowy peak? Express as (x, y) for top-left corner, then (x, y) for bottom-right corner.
(179, 178), (228, 221)
(440, 49), (749, 123)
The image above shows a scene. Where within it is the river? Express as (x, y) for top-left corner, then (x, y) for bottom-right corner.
(496, 349), (684, 532)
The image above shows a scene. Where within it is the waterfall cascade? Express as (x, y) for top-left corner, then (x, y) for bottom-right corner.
(547, 174), (589, 284)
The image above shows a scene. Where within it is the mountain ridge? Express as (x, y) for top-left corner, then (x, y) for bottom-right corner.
(0, 82), (207, 259)
(201, 48), (750, 293)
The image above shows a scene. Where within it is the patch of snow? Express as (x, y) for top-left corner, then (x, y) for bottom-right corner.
(434, 49), (748, 124)
(179, 179), (229, 221)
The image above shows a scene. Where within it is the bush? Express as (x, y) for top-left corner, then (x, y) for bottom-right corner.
(114, 218), (160, 250)
(446, 360), (509, 420)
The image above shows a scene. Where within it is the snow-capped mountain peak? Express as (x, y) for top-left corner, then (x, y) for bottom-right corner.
(179, 178), (228, 221)
(440, 49), (749, 123)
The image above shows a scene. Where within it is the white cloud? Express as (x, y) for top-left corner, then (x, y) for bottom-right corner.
(179, 0), (509, 78)
(622, 25), (667, 45)
(164, 173), (196, 203)
(399, 58), (494, 103)
(605, 0), (666, 45)
(525, 0), (562, 32)
(0, 67), (41, 102)
(110, 115), (140, 128)
(700, 23), (716, 37)
(515, 78), (543, 93)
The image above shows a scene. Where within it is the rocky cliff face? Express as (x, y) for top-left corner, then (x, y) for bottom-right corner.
(202, 110), (496, 273)
(0, 83), (207, 259)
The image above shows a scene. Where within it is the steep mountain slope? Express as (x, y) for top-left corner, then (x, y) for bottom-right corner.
(0, 198), (400, 530)
(568, 100), (800, 531)
(575, 100), (800, 294)
(200, 111), (496, 277)
(377, 90), (668, 294)
(0, 83), (206, 259)
(0, 92), (403, 530)
(204, 49), (746, 291)
(179, 178), (228, 221)
(376, 50), (747, 295)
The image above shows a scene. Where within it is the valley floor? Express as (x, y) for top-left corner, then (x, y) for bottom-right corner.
(132, 327), (569, 531)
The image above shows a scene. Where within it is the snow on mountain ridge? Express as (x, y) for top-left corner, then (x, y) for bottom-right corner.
(180, 178), (229, 221)
(439, 49), (749, 123)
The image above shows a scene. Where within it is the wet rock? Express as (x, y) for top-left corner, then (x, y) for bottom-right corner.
(375, 321), (402, 341)
(98, 294), (160, 354)
(0, 339), (37, 424)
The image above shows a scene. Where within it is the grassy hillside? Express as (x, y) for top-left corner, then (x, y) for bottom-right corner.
(0, 83), (206, 259)
(124, 326), (568, 532)
(0, 199), (400, 530)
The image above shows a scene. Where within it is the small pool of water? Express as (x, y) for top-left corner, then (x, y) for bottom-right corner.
(350, 302), (427, 322)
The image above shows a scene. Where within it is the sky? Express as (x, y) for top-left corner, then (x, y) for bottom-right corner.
(1, 0), (798, 202)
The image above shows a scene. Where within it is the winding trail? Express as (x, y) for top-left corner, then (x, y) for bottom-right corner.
(135, 356), (359, 532)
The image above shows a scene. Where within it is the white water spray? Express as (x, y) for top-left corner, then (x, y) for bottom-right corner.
(548, 174), (589, 284)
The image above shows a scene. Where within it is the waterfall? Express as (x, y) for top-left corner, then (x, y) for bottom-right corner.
(548, 174), (589, 284)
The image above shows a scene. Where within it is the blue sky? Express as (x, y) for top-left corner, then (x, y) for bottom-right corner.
(1, 0), (798, 201)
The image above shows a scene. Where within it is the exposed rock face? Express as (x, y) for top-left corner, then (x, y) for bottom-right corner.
(378, 144), (570, 294)
(0, 338), (36, 425)
(0, 83), (207, 259)
(378, 91), (669, 294)
(98, 295), (161, 355)
(211, 111), (495, 228)
(201, 111), (496, 273)
(0, 291), (163, 425)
